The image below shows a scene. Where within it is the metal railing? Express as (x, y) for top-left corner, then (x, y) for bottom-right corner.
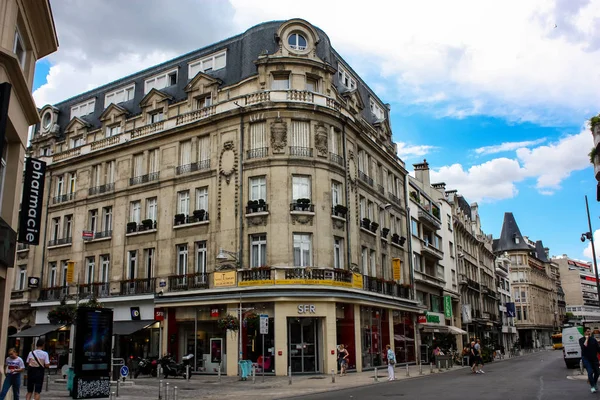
(48, 237), (72, 247)
(289, 202), (315, 212)
(240, 269), (273, 282)
(246, 203), (269, 214)
(289, 146), (312, 157)
(173, 212), (210, 226)
(79, 282), (111, 298)
(329, 152), (344, 166)
(246, 147), (269, 160)
(93, 230), (112, 239)
(120, 278), (156, 295)
(39, 286), (68, 301)
(129, 172), (159, 186)
(378, 184), (385, 195)
(176, 160), (210, 175)
(168, 273), (209, 291)
(358, 171), (373, 186)
(88, 183), (114, 196)
(389, 193), (401, 205)
(52, 193), (74, 204)
(126, 221), (157, 234)
(17, 243), (29, 251)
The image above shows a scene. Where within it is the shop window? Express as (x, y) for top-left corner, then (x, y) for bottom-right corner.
(360, 307), (384, 368)
(336, 303), (356, 370)
(393, 311), (416, 363)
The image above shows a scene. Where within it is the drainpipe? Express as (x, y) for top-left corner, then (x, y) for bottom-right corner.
(341, 122), (351, 270)
(234, 103), (244, 269)
(38, 170), (53, 300)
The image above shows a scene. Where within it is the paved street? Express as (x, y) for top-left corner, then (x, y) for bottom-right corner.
(296, 350), (584, 400)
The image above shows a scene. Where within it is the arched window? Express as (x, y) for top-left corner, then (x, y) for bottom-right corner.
(288, 33), (307, 51)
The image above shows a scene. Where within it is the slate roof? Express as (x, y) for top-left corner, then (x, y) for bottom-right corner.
(456, 195), (471, 218)
(534, 240), (549, 262)
(35, 19), (390, 138)
(493, 212), (531, 253)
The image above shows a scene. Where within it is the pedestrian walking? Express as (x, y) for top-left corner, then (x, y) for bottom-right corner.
(386, 345), (396, 381)
(338, 344), (349, 376)
(25, 339), (49, 400)
(579, 327), (600, 393)
(475, 339), (485, 374)
(0, 348), (25, 400)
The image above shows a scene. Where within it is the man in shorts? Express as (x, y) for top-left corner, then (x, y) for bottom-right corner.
(474, 339), (485, 374)
(26, 339), (49, 400)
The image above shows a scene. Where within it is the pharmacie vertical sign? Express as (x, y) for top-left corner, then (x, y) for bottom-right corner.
(18, 157), (46, 245)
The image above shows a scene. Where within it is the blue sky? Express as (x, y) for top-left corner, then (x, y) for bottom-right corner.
(34, 0), (600, 262)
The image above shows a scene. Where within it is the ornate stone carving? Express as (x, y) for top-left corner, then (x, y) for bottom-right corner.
(217, 139), (239, 220)
(247, 214), (268, 226)
(291, 213), (314, 225)
(314, 124), (328, 157)
(270, 117), (287, 154)
(332, 217), (345, 230)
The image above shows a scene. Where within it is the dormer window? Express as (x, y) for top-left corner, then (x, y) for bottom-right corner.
(42, 111), (52, 131)
(144, 69), (178, 94)
(71, 99), (95, 120)
(288, 33), (307, 51)
(188, 50), (227, 78)
(70, 136), (84, 148)
(513, 233), (520, 244)
(370, 98), (384, 120)
(106, 125), (122, 137)
(272, 73), (290, 90)
(105, 84), (135, 106)
(149, 111), (164, 124)
(196, 95), (212, 110)
(338, 65), (356, 90)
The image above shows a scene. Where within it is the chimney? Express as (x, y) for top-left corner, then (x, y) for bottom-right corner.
(413, 159), (430, 187)
(471, 202), (479, 220)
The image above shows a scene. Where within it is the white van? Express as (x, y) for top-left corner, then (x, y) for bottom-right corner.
(562, 326), (584, 368)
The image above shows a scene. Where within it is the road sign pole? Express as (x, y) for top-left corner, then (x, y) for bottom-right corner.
(262, 333), (265, 382)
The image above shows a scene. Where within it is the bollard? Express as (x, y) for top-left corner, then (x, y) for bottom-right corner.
(159, 380), (163, 400)
(437, 361), (442, 372)
(374, 367), (379, 382)
(218, 363), (222, 383)
(419, 362), (423, 375)
(445, 359), (449, 370)
(111, 392), (115, 400)
(288, 366), (292, 385)
(116, 379), (120, 398)
(580, 359), (584, 375)
(252, 365), (256, 384)
(405, 364), (410, 377)
(331, 369), (335, 383)
(187, 365), (190, 381)
(430, 362), (433, 373)
(46, 370), (49, 392)
(173, 386), (177, 400)
(165, 382), (169, 400)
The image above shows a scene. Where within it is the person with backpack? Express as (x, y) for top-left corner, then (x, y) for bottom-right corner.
(25, 339), (49, 400)
(0, 348), (25, 400)
(386, 344), (396, 381)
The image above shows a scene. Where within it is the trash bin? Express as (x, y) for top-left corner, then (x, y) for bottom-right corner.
(238, 360), (251, 381)
(66, 368), (75, 392)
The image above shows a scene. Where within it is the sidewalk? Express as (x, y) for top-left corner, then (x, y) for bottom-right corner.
(38, 350), (547, 400)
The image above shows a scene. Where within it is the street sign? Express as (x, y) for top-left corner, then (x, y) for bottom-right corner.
(159, 280), (166, 288)
(260, 314), (269, 335)
(120, 366), (129, 377)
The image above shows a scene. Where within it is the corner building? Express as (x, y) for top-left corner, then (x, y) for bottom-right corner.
(17, 19), (420, 375)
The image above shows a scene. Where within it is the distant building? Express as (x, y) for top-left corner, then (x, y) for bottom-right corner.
(494, 254), (517, 350)
(553, 255), (599, 323)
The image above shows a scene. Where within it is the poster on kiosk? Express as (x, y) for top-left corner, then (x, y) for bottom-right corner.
(72, 307), (113, 399)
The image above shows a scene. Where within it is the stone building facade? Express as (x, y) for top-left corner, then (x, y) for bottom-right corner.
(553, 255), (598, 322)
(14, 19), (420, 375)
(1, 0), (57, 355)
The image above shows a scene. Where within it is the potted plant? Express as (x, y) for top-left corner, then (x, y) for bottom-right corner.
(126, 221), (137, 233)
(174, 213), (185, 225)
(245, 313), (260, 334)
(47, 302), (76, 325)
(409, 191), (420, 203)
(247, 200), (258, 212)
(217, 315), (239, 332)
(370, 221), (379, 233)
(193, 209), (206, 221)
(381, 228), (390, 238)
(141, 219), (153, 230)
(432, 208), (441, 219)
(399, 236), (407, 246)
(334, 204), (348, 217)
(362, 218), (371, 229)
(258, 199), (266, 211)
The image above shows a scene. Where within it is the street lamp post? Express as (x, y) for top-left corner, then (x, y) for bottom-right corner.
(582, 195), (600, 311)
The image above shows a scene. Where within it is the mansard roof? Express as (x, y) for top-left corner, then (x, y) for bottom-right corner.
(493, 212), (531, 253)
(534, 240), (549, 262)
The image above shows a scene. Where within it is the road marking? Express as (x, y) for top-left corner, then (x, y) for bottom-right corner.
(537, 375), (544, 400)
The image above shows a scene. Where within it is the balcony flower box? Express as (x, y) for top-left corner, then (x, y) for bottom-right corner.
(333, 204), (348, 218)
(141, 219), (154, 230)
(381, 228), (390, 238)
(174, 213), (185, 225)
(193, 209), (206, 221)
(361, 218), (371, 229)
(126, 222), (137, 233)
(370, 222), (379, 233)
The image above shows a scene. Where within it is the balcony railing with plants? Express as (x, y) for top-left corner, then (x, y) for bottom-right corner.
(290, 199), (314, 212)
(40, 286), (68, 301)
(168, 273), (209, 291)
(173, 210), (209, 226)
(88, 183), (114, 196)
(247, 147), (269, 160)
(120, 278), (156, 295)
(78, 282), (111, 298)
(391, 234), (406, 246)
(52, 193), (74, 205)
(129, 172), (159, 186)
(358, 171), (373, 186)
(289, 146), (312, 157)
(360, 218), (379, 234)
(246, 200), (268, 214)
(329, 152), (344, 166)
(176, 160), (210, 175)
(331, 204), (348, 219)
(93, 230), (112, 240)
(362, 275), (412, 299)
(48, 237), (72, 247)
(126, 220), (157, 234)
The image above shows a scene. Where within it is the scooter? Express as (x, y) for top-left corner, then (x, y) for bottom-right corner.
(134, 357), (157, 378)
(159, 354), (193, 379)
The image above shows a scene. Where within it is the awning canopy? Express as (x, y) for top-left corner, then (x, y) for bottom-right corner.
(11, 324), (64, 337)
(447, 325), (468, 335)
(420, 324), (448, 333)
(112, 320), (154, 336)
(394, 334), (415, 342)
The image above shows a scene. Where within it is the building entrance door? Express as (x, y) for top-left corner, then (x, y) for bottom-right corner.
(288, 317), (320, 373)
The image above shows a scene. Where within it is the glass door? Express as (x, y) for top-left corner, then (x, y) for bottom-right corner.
(288, 318), (320, 373)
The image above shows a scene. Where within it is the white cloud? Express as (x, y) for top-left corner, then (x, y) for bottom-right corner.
(396, 142), (436, 160)
(429, 126), (592, 201)
(475, 139), (547, 155)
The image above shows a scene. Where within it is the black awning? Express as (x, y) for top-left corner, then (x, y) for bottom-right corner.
(11, 324), (65, 337)
(112, 320), (154, 336)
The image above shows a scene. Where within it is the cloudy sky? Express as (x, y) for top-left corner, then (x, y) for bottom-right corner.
(34, 0), (600, 263)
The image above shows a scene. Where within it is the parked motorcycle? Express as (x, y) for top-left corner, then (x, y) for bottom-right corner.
(134, 357), (157, 378)
(159, 354), (193, 379)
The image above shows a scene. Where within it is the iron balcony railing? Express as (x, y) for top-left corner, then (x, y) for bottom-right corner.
(246, 147), (269, 160)
(289, 146), (312, 157)
(17, 243), (29, 251)
(290, 202), (315, 212)
(40, 286), (68, 301)
(176, 160), (210, 175)
(120, 278), (156, 295)
(129, 172), (159, 186)
(358, 171), (373, 186)
(240, 269), (273, 282)
(88, 183), (114, 196)
(246, 203), (269, 214)
(389, 193), (401, 205)
(173, 212), (210, 226)
(48, 237), (72, 247)
(52, 193), (74, 204)
(126, 221), (157, 234)
(329, 152), (344, 166)
(378, 184), (385, 195)
(79, 282), (111, 298)
(168, 273), (209, 291)
(93, 230), (112, 239)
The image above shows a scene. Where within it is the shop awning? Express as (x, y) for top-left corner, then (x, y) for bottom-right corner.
(11, 324), (65, 337)
(446, 325), (468, 335)
(420, 324), (449, 333)
(112, 320), (154, 336)
(394, 334), (415, 342)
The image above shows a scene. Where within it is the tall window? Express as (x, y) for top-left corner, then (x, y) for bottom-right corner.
(56, 175), (64, 196)
(370, 250), (377, 277)
(133, 153), (144, 177)
(88, 209), (98, 232)
(102, 206), (113, 231)
(293, 233), (311, 267)
(250, 177), (266, 201)
(148, 149), (159, 173)
(331, 181), (342, 206)
(177, 244), (188, 275)
(272, 74), (290, 90)
(413, 253), (421, 272)
(292, 176), (311, 201)
(249, 122), (266, 150)
(411, 219), (419, 237)
(144, 248), (154, 278)
(100, 255), (110, 283)
(15, 266), (26, 291)
(195, 242), (207, 274)
(198, 135), (210, 162)
(61, 261), (68, 287)
(68, 173), (76, 194)
(64, 215), (73, 239)
(146, 198), (157, 221)
(359, 196), (366, 219)
(85, 257), (95, 284)
(178, 191), (190, 215)
(180, 140), (192, 166)
(333, 238), (343, 269)
(290, 121), (310, 148)
(13, 30), (25, 68)
(330, 127), (342, 155)
(51, 217), (60, 240)
(91, 165), (101, 187)
(48, 262), (57, 287)
(306, 76), (318, 92)
(195, 187), (208, 211)
(382, 254), (388, 280)
(250, 235), (267, 268)
(105, 161), (115, 184)
(130, 201), (141, 223)
(361, 247), (368, 274)
(128, 251), (137, 279)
